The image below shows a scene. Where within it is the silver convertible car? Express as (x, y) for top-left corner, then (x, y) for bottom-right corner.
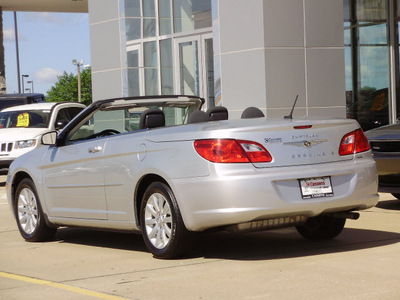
(6, 96), (378, 258)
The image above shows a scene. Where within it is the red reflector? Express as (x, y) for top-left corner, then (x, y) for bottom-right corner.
(194, 139), (272, 163)
(294, 125), (312, 129)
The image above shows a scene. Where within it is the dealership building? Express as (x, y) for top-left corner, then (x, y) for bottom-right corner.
(1, 0), (398, 129)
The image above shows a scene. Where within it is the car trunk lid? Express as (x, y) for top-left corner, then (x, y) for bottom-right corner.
(145, 117), (363, 168)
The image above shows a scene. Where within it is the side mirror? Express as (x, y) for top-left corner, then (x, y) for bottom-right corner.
(55, 120), (69, 130)
(41, 131), (57, 146)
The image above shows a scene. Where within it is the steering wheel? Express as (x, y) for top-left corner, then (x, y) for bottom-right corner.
(84, 129), (120, 140)
(97, 129), (120, 137)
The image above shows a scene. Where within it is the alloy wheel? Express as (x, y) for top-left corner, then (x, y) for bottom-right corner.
(144, 192), (173, 249)
(17, 188), (39, 235)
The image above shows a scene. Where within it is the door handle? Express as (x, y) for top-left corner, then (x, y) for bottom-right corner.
(88, 146), (102, 153)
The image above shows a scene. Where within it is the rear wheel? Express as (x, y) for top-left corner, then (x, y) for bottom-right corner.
(295, 216), (346, 240)
(14, 178), (56, 242)
(140, 182), (190, 259)
(391, 193), (400, 200)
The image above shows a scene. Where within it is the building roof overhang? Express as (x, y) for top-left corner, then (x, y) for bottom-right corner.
(0, 0), (88, 13)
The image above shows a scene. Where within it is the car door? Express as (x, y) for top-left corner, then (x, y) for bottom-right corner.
(41, 139), (107, 219)
(41, 107), (133, 220)
(103, 130), (147, 222)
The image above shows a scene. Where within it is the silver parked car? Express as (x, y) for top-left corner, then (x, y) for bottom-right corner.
(6, 96), (378, 258)
(365, 123), (400, 199)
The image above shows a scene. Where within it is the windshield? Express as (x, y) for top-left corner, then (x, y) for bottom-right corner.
(68, 99), (202, 142)
(0, 110), (50, 129)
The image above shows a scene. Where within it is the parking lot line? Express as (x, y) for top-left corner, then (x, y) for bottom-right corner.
(0, 271), (129, 300)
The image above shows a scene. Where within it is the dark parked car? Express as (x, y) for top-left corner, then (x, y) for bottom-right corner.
(365, 123), (400, 199)
(0, 93), (46, 111)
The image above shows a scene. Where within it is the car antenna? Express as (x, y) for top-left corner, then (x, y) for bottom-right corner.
(284, 95), (299, 120)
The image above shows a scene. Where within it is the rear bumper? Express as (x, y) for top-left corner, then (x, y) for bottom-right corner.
(171, 157), (378, 231)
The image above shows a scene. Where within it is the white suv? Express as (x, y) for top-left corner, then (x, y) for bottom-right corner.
(0, 102), (85, 168)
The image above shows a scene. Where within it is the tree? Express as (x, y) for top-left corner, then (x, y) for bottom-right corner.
(46, 67), (92, 106)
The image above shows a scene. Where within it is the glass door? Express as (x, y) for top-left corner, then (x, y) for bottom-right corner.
(174, 34), (214, 109)
(344, 0), (390, 131)
(178, 38), (200, 96)
(126, 44), (142, 96)
(202, 34), (215, 108)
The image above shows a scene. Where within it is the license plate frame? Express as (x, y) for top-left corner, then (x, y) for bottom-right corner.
(298, 176), (334, 199)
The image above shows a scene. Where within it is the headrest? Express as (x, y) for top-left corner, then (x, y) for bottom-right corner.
(241, 107), (265, 119)
(139, 108), (165, 129)
(188, 110), (209, 123)
(207, 106), (228, 121)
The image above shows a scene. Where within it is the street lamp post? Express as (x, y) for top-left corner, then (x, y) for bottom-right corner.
(21, 74), (29, 94)
(73, 60), (90, 103)
(72, 59), (82, 103)
(27, 80), (34, 93)
(14, 12), (21, 93)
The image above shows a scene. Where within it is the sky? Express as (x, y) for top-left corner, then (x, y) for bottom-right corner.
(3, 11), (90, 95)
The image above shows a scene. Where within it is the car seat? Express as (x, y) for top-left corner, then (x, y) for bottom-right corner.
(241, 107), (265, 119)
(139, 108), (165, 129)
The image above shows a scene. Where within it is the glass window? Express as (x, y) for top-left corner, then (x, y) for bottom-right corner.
(174, 0), (212, 33)
(125, 18), (141, 41)
(145, 69), (159, 94)
(159, 0), (172, 35)
(68, 100), (203, 142)
(127, 48), (140, 97)
(0, 110), (50, 128)
(205, 38), (215, 107)
(344, 0), (389, 131)
(143, 19), (156, 38)
(124, 0), (141, 17)
(144, 41), (157, 67)
(179, 41), (199, 95)
(144, 41), (159, 95)
(128, 69), (140, 96)
(143, 0), (155, 17)
(143, 0), (156, 38)
(160, 39), (174, 94)
(127, 50), (139, 68)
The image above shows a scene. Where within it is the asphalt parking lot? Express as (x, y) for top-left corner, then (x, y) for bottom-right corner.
(0, 171), (399, 300)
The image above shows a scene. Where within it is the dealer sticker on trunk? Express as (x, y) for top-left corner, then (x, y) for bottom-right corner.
(298, 176), (334, 199)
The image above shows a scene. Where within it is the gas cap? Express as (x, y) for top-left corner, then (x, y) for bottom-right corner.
(137, 143), (147, 161)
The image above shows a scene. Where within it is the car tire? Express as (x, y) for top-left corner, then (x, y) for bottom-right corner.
(391, 193), (400, 200)
(295, 216), (346, 240)
(140, 182), (190, 259)
(14, 178), (56, 242)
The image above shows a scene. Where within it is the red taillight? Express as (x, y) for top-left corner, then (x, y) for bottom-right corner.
(339, 129), (370, 156)
(194, 139), (272, 163)
(355, 129), (370, 153)
(237, 140), (273, 163)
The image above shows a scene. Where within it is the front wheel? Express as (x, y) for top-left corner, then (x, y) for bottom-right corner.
(140, 182), (190, 259)
(14, 178), (56, 242)
(295, 216), (346, 240)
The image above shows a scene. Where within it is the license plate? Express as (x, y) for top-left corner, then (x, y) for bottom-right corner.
(298, 177), (333, 199)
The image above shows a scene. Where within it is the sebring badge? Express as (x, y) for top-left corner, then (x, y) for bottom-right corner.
(284, 139), (327, 148)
